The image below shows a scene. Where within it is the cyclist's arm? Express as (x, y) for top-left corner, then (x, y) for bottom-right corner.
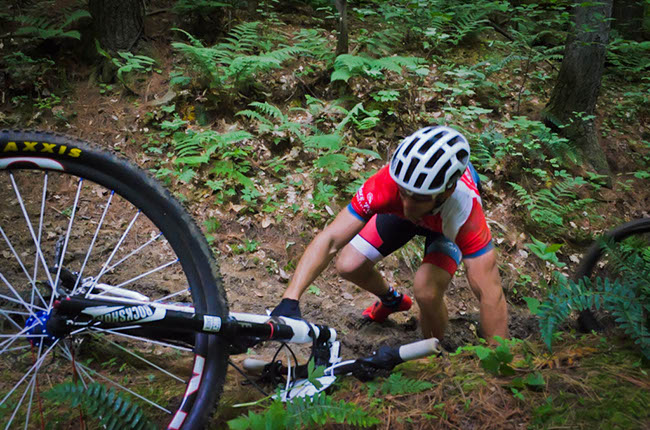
(282, 209), (366, 300)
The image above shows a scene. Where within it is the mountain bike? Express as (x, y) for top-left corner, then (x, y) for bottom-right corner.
(0, 130), (440, 429)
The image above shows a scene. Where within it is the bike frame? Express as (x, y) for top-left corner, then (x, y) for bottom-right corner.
(52, 294), (337, 346)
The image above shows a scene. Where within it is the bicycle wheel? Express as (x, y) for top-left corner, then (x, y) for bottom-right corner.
(0, 130), (228, 429)
(575, 218), (650, 333)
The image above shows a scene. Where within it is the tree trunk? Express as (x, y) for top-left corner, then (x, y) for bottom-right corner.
(543, 0), (613, 176)
(335, 0), (348, 56)
(89, 0), (144, 51)
(611, 0), (645, 40)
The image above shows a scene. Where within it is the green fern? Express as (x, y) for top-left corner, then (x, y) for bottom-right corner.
(509, 177), (594, 232)
(537, 238), (650, 359)
(331, 54), (428, 83)
(173, 23), (306, 93)
(12, 9), (91, 40)
(376, 372), (433, 395)
(44, 382), (156, 430)
(228, 392), (379, 429)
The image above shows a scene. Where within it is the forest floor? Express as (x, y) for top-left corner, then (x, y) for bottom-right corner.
(1, 1), (649, 429)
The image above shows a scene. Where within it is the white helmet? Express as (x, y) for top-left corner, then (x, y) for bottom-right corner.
(389, 126), (470, 195)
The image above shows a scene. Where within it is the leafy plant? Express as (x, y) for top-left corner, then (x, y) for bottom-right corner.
(227, 392), (379, 429)
(454, 337), (519, 376)
(368, 372), (433, 396)
(8, 9), (90, 40)
(509, 176), (594, 234)
(172, 23), (306, 97)
(525, 236), (566, 268)
(236, 102), (312, 146)
(44, 382), (156, 430)
(331, 54), (428, 83)
(532, 238), (650, 359)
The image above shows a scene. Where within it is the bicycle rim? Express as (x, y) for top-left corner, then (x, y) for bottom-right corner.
(0, 130), (228, 429)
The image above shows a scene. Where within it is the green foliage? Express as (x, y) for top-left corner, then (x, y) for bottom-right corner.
(227, 392), (379, 429)
(368, 372), (433, 395)
(606, 38), (650, 78)
(353, 0), (509, 51)
(9, 9), (90, 40)
(172, 23), (306, 95)
(525, 236), (566, 268)
(331, 54), (429, 83)
(237, 101), (311, 145)
(535, 238), (650, 359)
(44, 382), (156, 430)
(455, 337), (519, 376)
(472, 117), (573, 175)
(173, 0), (231, 15)
(509, 176), (594, 234)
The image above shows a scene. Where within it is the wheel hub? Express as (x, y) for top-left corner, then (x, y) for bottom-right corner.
(25, 310), (58, 347)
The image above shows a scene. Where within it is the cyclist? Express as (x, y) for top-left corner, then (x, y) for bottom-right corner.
(271, 126), (508, 343)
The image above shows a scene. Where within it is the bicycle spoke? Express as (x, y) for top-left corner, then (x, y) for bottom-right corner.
(2, 345), (30, 353)
(0, 309), (23, 331)
(89, 332), (185, 383)
(89, 327), (193, 352)
(75, 361), (172, 414)
(0, 340), (57, 409)
(30, 172), (48, 313)
(0, 274), (44, 320)
(50, 178), (83, 310)
(102, 231), (163, 276)
(88, 211), (141, 295)
(113, 258), (179, 289)
(0, 229), (48, 310)
(0, 293), (46, 313)
(8, 174), (56, 301)
(71, 190), (114, 296)
(6, 343), (44, 430)
(155, 288), (191, 303)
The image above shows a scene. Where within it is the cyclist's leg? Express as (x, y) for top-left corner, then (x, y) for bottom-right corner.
(464, 246), (508, 341)
(413, 264), (452, 339)
(336, 214), (417, 296)
(414, 234), (461, 339)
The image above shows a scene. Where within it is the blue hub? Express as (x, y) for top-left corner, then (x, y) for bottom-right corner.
(25, 310), (57, 347)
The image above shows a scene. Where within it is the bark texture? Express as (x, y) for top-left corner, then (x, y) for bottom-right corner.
(543, 0), (613, 176)
(89, 0), (145, 51)
(335, 0), (348, 56)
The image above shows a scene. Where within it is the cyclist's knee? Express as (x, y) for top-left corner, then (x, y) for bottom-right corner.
(336, 246), (371, 280)
(413, 265), (451, 305)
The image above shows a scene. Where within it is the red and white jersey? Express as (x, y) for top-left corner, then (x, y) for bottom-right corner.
(348, 165), (491, 256)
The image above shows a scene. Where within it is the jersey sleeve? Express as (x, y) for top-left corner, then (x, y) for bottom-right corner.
(454, 199), (492, 257)
(348, 165), (399, 221)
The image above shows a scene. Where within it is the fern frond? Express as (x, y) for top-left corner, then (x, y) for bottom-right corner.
(44, 382), (155, 430)
(380, 372), (433, 395)
(287, 393), (380, 428)
(248, 102), (284, 120)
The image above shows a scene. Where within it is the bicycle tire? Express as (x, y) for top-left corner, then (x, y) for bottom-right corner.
(575, 218), (650, 333)
(0, 130), (228, 429)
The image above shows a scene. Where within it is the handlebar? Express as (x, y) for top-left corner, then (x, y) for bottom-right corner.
(243, 338), (440, 382)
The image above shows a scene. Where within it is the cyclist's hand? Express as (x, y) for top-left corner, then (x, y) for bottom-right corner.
(270, 298), (301, 319)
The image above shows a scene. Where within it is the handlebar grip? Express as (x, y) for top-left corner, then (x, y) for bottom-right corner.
(398, 338), (440, 361)
(242, 358), (269, 373)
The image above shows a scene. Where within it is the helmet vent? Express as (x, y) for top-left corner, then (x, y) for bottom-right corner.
(424, 148), (445, 168)
(414, 173), (427, 189)
(457, 149), (469, 164)
(394, 159), (403, 177)
(429, 160), (451, 190)
(404, 157), (420, 182)
(418, 137), (437, 155)
(402, 138), (418, 158)
(447, 136), (463, 146)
